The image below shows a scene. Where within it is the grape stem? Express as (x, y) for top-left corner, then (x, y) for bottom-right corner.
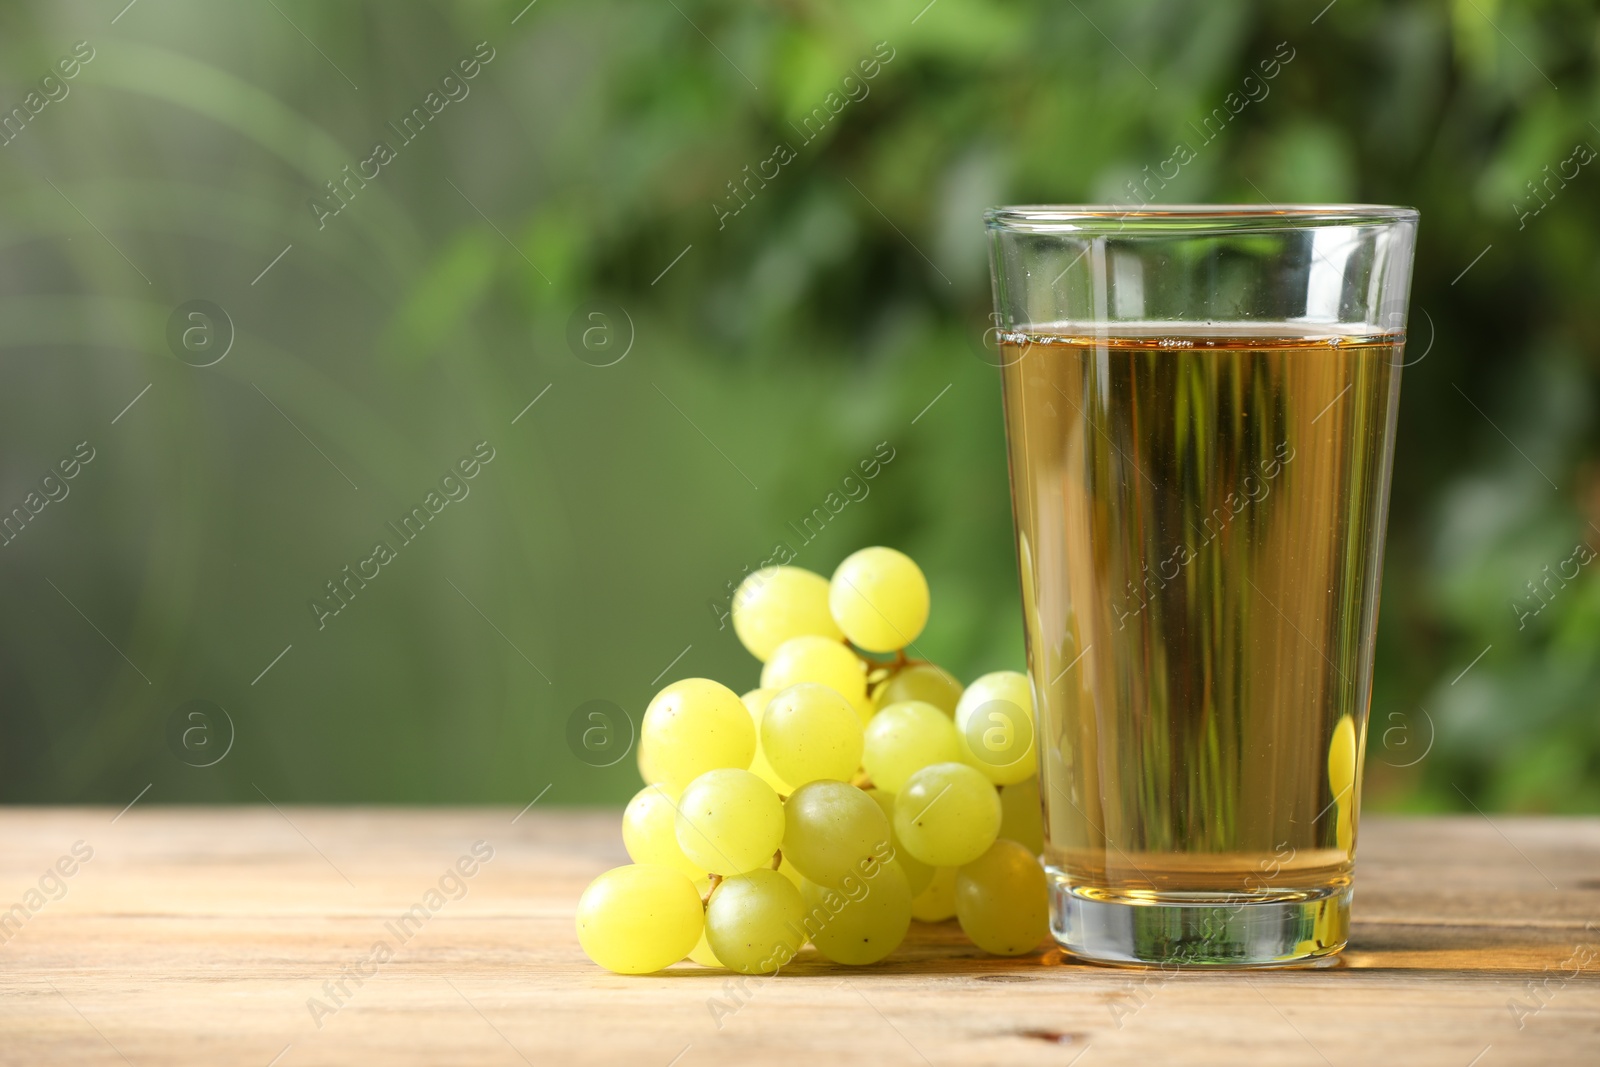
(847, 641), (930, 693)
(769, 850), (782, 871)
(844, 638), (916, 669)
(702, 874), (723, 905)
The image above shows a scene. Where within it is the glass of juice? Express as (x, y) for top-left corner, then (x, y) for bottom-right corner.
(985, 205), (1418, 966)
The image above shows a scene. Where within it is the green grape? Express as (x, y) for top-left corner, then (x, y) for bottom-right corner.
(675, 769), (785, 876)
(622, 784), (703, 878)
(862, 701), (961, 793)
(910, 865), (958, 922)
(576, 864), (704, 974)
(761, 683), (864, 787)
(955, 839), (1050, 956)
(865, 788), (933, 896)
(893, 762), (1001, 867)
(846, 689), (875, 728)
(954, 671), (1037, 786)
(760, 635), (868, 710)
(686, 876), (720, 965)
(688, 929), (724, 968)
(799, 862), (912, 965)
(776, 854), (804, 889)
(1330, 714), (1359, 854)
(640, 678), (756, 790)
(705, 868), (808, 974)
(873, 662), (964, 717)
(1328, 713), (1357, 802)
(997, 778), (1044, 855)
(732, 567), (843, 662)
(782, 780), (892, 888)
(739, 688), (792, 794)
(828, 547), (930, 653)
(637, 739), (663, 786)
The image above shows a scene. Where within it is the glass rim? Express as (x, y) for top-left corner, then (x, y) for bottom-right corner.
(986, 203), (1419, 233)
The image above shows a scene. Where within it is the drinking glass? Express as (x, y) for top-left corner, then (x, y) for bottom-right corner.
(985, 205), (1418, 966)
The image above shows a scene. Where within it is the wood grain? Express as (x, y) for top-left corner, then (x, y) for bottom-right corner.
(0, 808), (1596, 1065)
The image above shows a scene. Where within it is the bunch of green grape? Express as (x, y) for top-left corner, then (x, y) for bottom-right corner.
(576, 548), (1052, 975)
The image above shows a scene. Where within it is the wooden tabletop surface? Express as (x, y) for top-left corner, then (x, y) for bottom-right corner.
(0, 807), (1596, 1065)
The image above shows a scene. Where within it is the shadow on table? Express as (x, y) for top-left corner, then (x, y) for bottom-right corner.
(639, 915), (1595, 981)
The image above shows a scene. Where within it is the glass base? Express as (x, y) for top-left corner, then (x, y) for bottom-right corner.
(1049, 874), (1351, 968)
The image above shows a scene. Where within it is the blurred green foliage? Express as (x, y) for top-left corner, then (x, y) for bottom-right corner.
(0, 0), (1595, 811)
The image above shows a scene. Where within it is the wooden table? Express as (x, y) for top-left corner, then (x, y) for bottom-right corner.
(1, 808), (1596, 1065)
